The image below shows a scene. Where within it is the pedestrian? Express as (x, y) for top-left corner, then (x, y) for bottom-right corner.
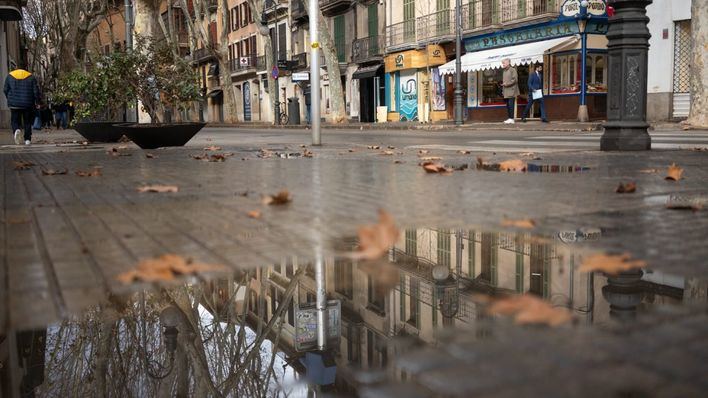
(500, 58), (519, 124)
(521, 63), (548, 123)
(3, 66), (41, 145)
(304, 84), (312, 125)
(54, 100), (68, 129)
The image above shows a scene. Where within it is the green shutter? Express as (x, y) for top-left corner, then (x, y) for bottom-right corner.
(334, 15), (345, 62)
(368, 4), (379, 55)
(403, 0), (415, 41)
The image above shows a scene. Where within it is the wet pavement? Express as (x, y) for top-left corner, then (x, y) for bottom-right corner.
(1, 128), (707, 397)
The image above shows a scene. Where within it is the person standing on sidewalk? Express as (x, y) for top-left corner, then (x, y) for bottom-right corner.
(521, 63), (549, 123)
(500, 59), (519, 124)
(3, 67), (40, 145)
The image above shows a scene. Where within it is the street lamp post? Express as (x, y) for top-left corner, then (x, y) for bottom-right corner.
(309, 0), (321, 145)
(600, 0), (652, 151)
(432, 265), (459, 327)
(454, 0), (464, 126)
(577, 1), (590, 122)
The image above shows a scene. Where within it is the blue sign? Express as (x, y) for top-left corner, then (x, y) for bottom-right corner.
(465, 21), (579, 52)
(243, 81), (251, 121)
(271, 65), (279, 79)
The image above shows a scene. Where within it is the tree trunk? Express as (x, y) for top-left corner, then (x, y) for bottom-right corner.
(686, 0), (708, 128)
(218, 0), (238, 123)
(247, 0), (277, 124)
(318, 10), (347, 123)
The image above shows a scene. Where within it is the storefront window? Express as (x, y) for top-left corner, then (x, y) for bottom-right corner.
(551, 53), (579, 94)
(585, 54), (607, 92)
(479, 69), (504, 106)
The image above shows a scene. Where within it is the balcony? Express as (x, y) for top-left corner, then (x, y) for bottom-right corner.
(263, 0), (288, 19)
(192, 47), (216, 64)
(291, 52), (308, 71)
(417, 8), (456, 42)
(230, 53), (259, 75)
(351, 35), (384, 63)
(319, 0), (353, 17)
(292, 0), (308, 24)
(384, 20), (417, 52)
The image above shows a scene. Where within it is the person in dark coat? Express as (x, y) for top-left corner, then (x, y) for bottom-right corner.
(3, 68), (41, 145)
(521, 63), (548, 123)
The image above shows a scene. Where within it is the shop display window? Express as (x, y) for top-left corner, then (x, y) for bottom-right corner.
(551, 53), (579, 94)
(478, 66), (529, 106)
(585, 53), (607, 93)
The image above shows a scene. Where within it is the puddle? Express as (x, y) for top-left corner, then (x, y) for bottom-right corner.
(2, 228), (704, 397)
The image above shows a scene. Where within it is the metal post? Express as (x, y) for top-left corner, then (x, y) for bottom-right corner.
(600, 0), (652, 151)
(309, 0), (321, 145)
(124, 0), (133, 50)
(577, 14), (589, 122)
(315, 251), (326, 350)
(454, 0), (464, 125)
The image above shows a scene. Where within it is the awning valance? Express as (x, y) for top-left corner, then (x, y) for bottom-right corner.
(352, 65), (381, 79)
(438, 36), (578, 75)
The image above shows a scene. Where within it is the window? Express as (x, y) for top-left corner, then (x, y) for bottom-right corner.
(407, 278), (420, 328)
(480, 232), (498, 285)
(367, 330), (388, 368)
(551, 53), (579, 94)
(437, 229), (451, 267)
(334, 15), (346, 62)
(367, 275), (386, 315)
(479, 68), (505, 105)
(285, 257), (293, 277)
(585, 53), (607, 92)
(335, 259), (353, 299)
(405, 229), (417, 256)
(347, 324), (360, 364)
(403, 0), (415, 41)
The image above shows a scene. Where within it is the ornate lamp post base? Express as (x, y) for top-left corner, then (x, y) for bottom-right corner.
(600, 0), (653, 151)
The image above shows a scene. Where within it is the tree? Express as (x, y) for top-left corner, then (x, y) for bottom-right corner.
(246, 0), (276, 124)
(317, 9), (347, 123)
(686, 0), (708, 128)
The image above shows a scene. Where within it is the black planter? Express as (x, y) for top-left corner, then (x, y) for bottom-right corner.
(122, 122), (206, 149)
(74, 122), (128, 143)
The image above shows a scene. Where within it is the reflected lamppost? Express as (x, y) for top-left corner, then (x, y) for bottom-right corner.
(141, 305), (181, 379)
(602, 269), (644, 321)
(432, 265), (459, 327)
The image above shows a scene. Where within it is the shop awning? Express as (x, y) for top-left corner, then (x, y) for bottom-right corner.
(207, 89), (223, 98)
(438, 36), (578, 75)
(352, 65), (381, 79)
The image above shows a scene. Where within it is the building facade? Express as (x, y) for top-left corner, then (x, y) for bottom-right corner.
(0, 0), (26, 128)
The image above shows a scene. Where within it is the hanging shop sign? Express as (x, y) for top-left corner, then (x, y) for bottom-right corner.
(384, 45), (447, 72)
(292, 72), (310, 81)
(562, 0), (607, 18)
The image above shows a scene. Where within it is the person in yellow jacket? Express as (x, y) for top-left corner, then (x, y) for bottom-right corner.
(3, 68), (41, 145)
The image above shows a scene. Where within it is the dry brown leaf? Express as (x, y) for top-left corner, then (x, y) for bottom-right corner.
(107, 147), (131, 157)
(75, 168), (103, 177)
(41, 168), (68, 176)
(418, 150), (430, 155)
(145, 153), (157, 159)
(487, 295), (572, 327)
(422, 161), (452, 174)
(116, 254), (226, 284)
(204, 145), (222, 151)
(263, 190), (292, 205)
(394, 160), (404, 164)
(501, 218), (536, 229)
(352, 209), (400, 260)
(137, 184), (179, 193)
(615, 182), (637, 193)
(303, 149), (314, 158)
(367, 145), (381, 150)
(578, 253), (646, 275)
(348, 148), (356, 153)
(665, 163), (684, 181)
(499, 159), (527, 172)
(387, 146), (396, 150)
(13, 161), (35, 170)
(381, 150), (395, 156)
(458, 150), (471, 154)
(247, 210), (262, 219)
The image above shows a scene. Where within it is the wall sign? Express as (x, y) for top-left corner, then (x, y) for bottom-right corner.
(467, 72), (478, 107)
(399, 70), (418, 121)
(465, 21), (579, 52)
(562, 0), (607, 18)
(292, 72), (310, 81)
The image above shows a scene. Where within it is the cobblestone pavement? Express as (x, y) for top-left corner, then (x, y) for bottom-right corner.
(1, 127), (707, 396)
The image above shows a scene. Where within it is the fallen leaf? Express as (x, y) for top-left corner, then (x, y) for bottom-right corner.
(638, 168), (659, 174)
(453, 164), (469, 171)
(381, 150), (395, 156)
(487, 294), (572, 327)
(191, 153), (209, 161)
(501, 218), (536, 229)
(419, 156), (442, 161)
(458, 150), (471, 154)
(137, 184), (179, 193)
(394, 160), (404, 164)
(422, 161), (452, 174)
(348, 149), (356, 153)
(520, 152), (536, 157)
(145, 153), (157, 159)
(665, 163), (683, 181)
(13, 161), (35, 170)
(116, 254), (226, 284)
(499, 159), (527, 172)
(578, 253), (646, 275)
(418, 150), (430, 155)
(303, 149), (314, 158)
(387, 146), (396, 150)
(300, 144), (307, 148)
(615, 182), (637, 193)
(263, 190), (292, 205)
(41, 168), (68, 176)
(107, 147), (131, 157)
(367, 145), (381, 150)
(204, 145), (222, 151)
(352, 209), (400, 260)
(75, 168), (103, 177)
(690, 147), (707, 152)
(247, 210), (262, 219)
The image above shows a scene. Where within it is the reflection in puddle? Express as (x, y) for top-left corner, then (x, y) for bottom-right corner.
(1, 228), (704, 397)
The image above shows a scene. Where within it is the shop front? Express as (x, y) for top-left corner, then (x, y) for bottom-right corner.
(384, 45), (447, 122)
(439, 4), (609, 122)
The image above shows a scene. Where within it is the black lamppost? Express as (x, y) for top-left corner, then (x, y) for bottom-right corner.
(576, 0), (590, 122)
(141, 305), (181, 379)
(600, 0), (652, 151)
(432, 265), (459, 326)
(453, 0), (464, 125)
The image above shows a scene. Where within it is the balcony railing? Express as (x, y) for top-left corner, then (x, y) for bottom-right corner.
(256, 55), (267, 72)
(319, 0), (353, 17)
(292, 0), (307, 22)
(230, 53), (259, 73)
(384, 0), (559, 52)
(351, 35), (385, 63)
(291, 52), (308, 70)
(192, 47), (216, 63)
